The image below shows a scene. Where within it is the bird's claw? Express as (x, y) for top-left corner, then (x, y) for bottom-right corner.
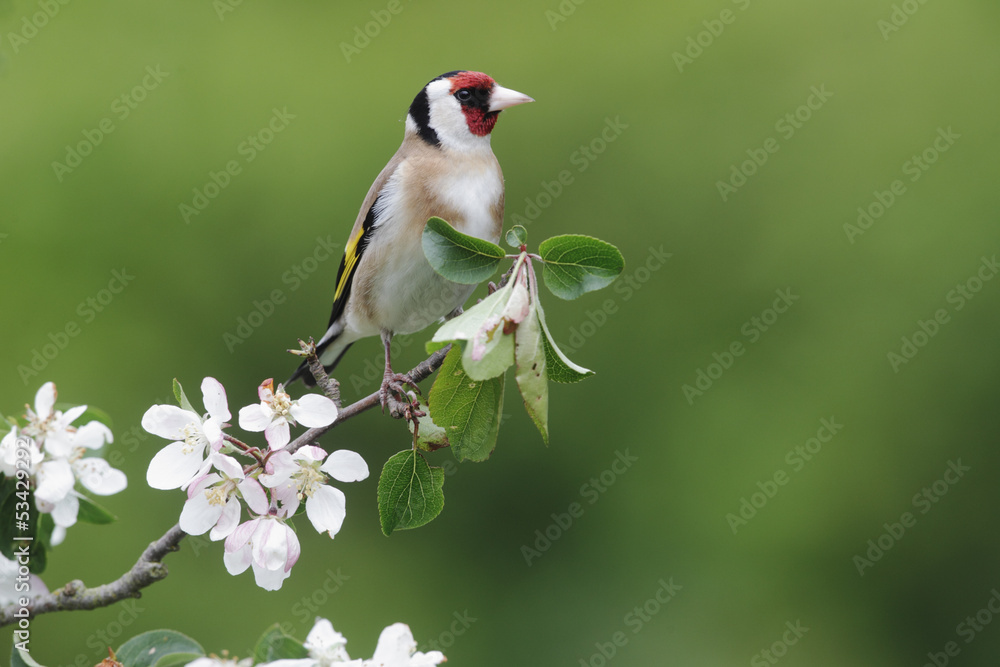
(380, 373), (422, 419)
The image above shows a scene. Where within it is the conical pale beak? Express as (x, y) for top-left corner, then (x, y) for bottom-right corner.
(489, 85), (535, 112)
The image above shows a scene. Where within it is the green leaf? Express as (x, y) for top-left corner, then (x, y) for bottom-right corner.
(254, 623), (310, 662)
(407, 400), (451, 452)
(377, 450), (445, 535)
(428, 346), (505, 462)
(77, 495), (117, 524)
(505, 225), (528, 248)
(536, 300), (594, 384)
(150, 653), (204, 667)
(538, 234), (625, 300)
(422, 216), (505, 284)
(425, 339), (451, 355)
(515, 309), (549, 444)
(116, 630), (204, 667)
(172, 379), (196, 414)
(11, 645), (47, 667)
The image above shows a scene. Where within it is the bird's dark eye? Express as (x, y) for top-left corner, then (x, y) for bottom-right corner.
(455, 89), (473, 102)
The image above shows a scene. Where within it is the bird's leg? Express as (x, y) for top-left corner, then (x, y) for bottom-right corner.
(379, 330), (424, 419)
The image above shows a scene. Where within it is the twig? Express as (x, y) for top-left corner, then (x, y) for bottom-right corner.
(0, 346), (452, 626)
(0, 524), (185, 626)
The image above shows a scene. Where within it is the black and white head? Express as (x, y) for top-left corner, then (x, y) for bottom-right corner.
(406, 70), (534, 152)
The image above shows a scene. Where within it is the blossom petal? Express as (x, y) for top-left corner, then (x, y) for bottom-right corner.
(179, 489), (225, 536)
(290, 394), (339, 428)
(146, 441), (205, 490)
(142, 405), (199, 440)
(58, 405), (89, 429)
(251, 561), (290, 591)
(306, 485), (347, 537)
(321, 450), (369, 483)
(272, 480), (300, 517)
(264, 418), (291, 450)
(201, 377), (231, 423)
(50, 493), (80, 529)
(284, 523), (300, 571)
(211, 453), (244, 480)
(210, 496), (242, 541)
(34, 382), (57, 418)
(35, 459), (75, 504)
(239, 478), (269, 515)
(305, 618), (349, 657)
(292, 445), (328, 464)
(202, 419), (225, 451)
(238, 404), (271, 433)
(73, 421), (114, 450)
(74, 458), (128, 496)
(370, 623), (418, 665)
(223, 544), (252, 575)
(259, 450), (296, 488)
(225, 518), (258, 554)
(252, 519), (287, 571)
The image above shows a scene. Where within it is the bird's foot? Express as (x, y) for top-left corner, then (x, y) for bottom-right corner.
(380, 372), (422, 419)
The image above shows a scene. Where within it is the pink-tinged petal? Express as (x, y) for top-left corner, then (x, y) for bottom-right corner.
(141, 405), (199, 440)
(74, 459), (128, 496)
(73, 421), (114, 450)
(202, 419), (224, 450)
(225, 518), (259, 554)
(239, 478), (269, 515)
(146, 441), (205, 490)
(50, 494), (80, 529)
(292, 445), (328, 463)
(306, 485), (347, 537)
(211, 454), (244, 480)
(34, 382), (57, 418)
(179, 490), (225, 536)
(259, 450), (296, 488)
(201, 377), (231, 423)
(238, 404), (271, 432)
(289, 394), (338, 428)
(284, 524), (300, 571)
(186, 473), (221, 500)
(251, 561), (291, 591)
(223, 544), (252, 575)
(503, 276), (531, 324)
(370, 623), (417, 665)
(258, 379), (275, 402)
(272, 481), (300, 517)
(321, 450), (369, 483)
(253, 519), (288, 571)
(35, 459), (75, 504)
(211, 496), (242, 541)
(264, 418), (291, 450)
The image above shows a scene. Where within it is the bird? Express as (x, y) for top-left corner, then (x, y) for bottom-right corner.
(288, 70), (534, 407)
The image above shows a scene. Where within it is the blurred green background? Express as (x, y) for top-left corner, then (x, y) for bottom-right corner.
(3, 0), (1000, 664)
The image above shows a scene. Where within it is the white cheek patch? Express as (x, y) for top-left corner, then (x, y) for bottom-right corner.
(425, 79), (493, 153)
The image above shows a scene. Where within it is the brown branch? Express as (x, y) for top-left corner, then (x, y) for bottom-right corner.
(0, 523), (185, 627)
(0, 346), (452, 627)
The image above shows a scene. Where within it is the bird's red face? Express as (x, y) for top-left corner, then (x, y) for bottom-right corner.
(408, 71), (534, 149)
(448, 71), (500, 137)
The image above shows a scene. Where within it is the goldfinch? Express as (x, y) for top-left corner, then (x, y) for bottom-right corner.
(289, 71), (534, 402)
